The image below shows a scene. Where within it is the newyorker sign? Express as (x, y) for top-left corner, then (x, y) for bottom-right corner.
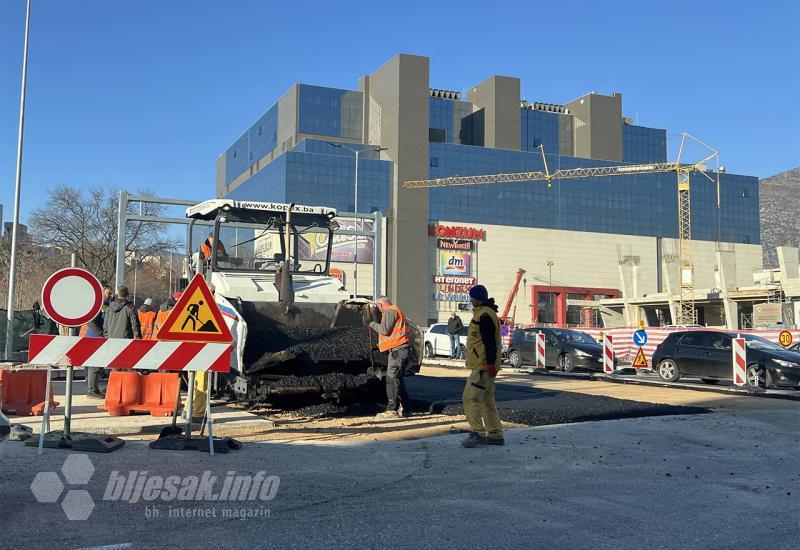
(428, 224), (486, 241)
(437, 239), (473, 251)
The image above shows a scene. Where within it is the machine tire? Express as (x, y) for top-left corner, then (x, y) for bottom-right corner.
(424, 342), (434, 359)
(700, 378), (720, 385)
(746, 364), (766, 388)
(658, 359), (680, 382)
(508, 350), (523, 369)
(559, 353), (576, 373)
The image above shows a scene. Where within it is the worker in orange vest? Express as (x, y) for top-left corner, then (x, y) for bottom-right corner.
(369, 296), (413, 419)
(137, 298), (157, 340)
(154, 295), (177, 335)
(200, 233), (227, 261)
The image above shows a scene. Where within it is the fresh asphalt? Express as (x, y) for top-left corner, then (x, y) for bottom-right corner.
(1, 373), (798, 549)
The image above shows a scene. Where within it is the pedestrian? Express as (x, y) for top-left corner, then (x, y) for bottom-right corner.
(90, 286), (140, 399)
(137, 298), (157, 340)
(369, 296), (413, 418)
(461, 284), (505, 448)
(102, 285), (113, 313)
(447, 311), (464, 358)
(103, 286), (141, 339)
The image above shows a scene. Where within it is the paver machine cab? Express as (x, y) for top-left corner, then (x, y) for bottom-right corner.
(185, 199), (422, 403)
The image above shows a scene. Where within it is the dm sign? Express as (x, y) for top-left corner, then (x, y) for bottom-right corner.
(440, 253), (471, 276)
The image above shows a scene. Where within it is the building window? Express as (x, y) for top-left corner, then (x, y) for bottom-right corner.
(430, 157), (439, 168)
(537, 292), (556, 324)
(429, 128), (446, 143)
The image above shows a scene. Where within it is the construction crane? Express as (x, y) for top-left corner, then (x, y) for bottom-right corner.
(500, 268), (526, 326)
(404, 133), (720, 324)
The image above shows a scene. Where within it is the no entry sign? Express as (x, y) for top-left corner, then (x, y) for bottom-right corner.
(41, 268), (103, 327)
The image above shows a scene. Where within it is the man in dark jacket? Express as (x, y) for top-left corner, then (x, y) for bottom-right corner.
(447, 312), (464, 358)
(103, 286), (141, 339)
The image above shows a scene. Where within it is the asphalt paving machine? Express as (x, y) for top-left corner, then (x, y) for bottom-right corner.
(184, 199), (422, 403)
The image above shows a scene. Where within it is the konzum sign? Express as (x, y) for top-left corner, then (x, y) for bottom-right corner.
(428, 224), (485, 240)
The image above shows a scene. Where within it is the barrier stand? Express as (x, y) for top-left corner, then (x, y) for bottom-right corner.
(27, 356), (125, 454)
(36, 366), (53, 456)
(535, 332), (546, 370)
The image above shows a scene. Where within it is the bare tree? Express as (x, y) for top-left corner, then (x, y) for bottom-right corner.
(28, 186), (181, 285)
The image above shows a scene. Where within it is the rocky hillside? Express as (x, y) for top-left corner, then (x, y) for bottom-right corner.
(760, 167), (800, 268)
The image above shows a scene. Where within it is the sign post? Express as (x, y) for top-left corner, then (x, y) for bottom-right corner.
(632, 329), (649, 369)
(151, 274), (236, 455)
(31, 268), (123, 453)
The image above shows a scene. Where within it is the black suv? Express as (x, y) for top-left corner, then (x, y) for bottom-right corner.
(508, 327), (611, 372)
(651, 330), (800, 388)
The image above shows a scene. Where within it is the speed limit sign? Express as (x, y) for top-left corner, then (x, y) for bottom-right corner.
(778, 330), (793, 348)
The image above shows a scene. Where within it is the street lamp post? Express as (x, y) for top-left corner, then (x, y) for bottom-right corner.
(4, 0), (31, 360)
(327, 142), (386, 299)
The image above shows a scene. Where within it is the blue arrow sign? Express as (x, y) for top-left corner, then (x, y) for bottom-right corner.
(633, 329), (648, 346)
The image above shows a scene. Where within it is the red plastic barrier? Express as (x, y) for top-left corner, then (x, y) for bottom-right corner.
(100, 371), (181, 417)
(0, 369), (59, 416)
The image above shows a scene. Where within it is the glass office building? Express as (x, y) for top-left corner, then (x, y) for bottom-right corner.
(217, 54), (762, 325)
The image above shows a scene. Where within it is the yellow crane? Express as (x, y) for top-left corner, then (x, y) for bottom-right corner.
(404, 133), (720, 324)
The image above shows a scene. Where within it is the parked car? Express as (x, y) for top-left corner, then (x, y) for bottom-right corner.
(789, 342), (800, 352)
(424, 323), (467, 358)
(507, 327), (615, 372)
(651, 330), (800, 388)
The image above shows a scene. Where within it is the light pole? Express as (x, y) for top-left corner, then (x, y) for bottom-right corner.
(327, 142), (386, 299)
(547, 260), (554, 287)
(4, 0), (31, 360)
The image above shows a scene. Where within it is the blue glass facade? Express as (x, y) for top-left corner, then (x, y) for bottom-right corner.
(428, 143), (759, 243)
(429, 97), (474, 144)
(225, 104), (279, 186)
(622, 124), (667, 163)
(520, 109), (572, 156)
(227, 139), (391, 215)
(298, 85), (363, 140)
(222, 82), (759, 246)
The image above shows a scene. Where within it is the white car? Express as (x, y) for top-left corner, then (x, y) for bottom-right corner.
(424, 322), (467, 358)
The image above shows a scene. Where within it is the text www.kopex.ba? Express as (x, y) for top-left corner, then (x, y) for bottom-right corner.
(103, 471), (280, 504)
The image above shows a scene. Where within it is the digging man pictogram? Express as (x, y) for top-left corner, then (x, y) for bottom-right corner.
(181, 300), (219, 333)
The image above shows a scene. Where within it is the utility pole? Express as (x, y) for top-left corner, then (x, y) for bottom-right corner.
(5, 0), (32, 360)
(547, 260), (554, 287)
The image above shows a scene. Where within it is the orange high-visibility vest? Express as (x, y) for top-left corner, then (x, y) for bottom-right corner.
(154, 309), (171, 335)
(378, 305), (411, 352)
(138, 310), (157, 340)
(200, 241), (226, 260)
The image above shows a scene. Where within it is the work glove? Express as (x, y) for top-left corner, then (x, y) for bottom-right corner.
(485, 364), (498, 378)
(370, 306), (381, 324)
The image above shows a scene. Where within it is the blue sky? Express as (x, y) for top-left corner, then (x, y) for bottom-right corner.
(2, 0), (798, 224)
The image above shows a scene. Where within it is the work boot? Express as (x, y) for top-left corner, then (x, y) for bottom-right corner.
(398, 405), (411, 418)
(375, 410), (399, 419)
(482, 437), (505, 446)
(461, 432), (485, 448)
(86, 391), (104, 400)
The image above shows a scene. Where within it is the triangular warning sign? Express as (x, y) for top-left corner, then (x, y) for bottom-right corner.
(633, 347), (649, 368)
(156, 274), (233, 343)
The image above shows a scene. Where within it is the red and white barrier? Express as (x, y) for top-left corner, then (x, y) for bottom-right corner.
(576, 327), (800, 366)
(603, 335), (614, 374)
(28, 335), (231, 372)
(732, 338), (747, 386)
(535, 332), (546, 369)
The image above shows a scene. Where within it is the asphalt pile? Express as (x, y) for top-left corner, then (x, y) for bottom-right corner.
(248, 325), (373, 366)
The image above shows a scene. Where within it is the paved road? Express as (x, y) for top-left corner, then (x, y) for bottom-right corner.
(1, 394), (798, 549)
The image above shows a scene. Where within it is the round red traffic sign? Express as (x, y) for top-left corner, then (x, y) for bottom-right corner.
(778, 330), (793, 348)
(41, 268), (103, 327)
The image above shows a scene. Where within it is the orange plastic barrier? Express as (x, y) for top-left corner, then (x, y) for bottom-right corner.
(0, 368), (59, 416)
(100, 371), (181, 417)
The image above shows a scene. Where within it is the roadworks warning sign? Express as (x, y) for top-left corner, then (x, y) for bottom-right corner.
(156, 275), (233, 343)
